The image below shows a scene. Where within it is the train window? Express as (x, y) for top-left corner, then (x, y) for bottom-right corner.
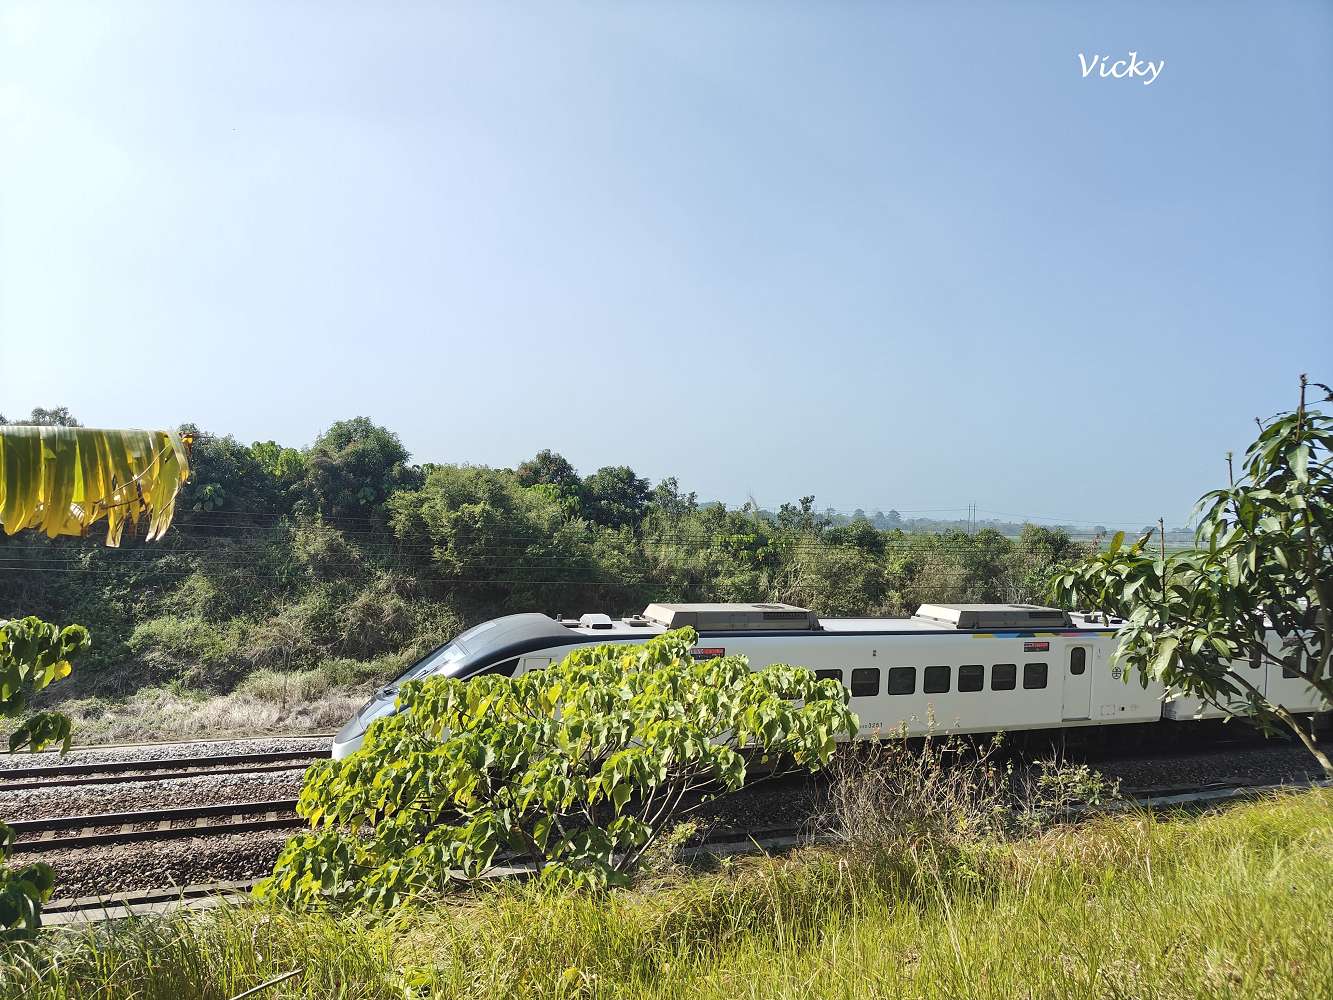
(923, 665), (950, 694)
(1249, 647), (1262, 669)
(957, 664), (984, 692)
(991, 663), (1016, 691)
(814, 668), (844, 684)
(887, 666), (916, 695)
(1023, 662), (1048, 689)
(477, 658), (519, 678)
(850, 667), (880, 697)
(1069, 647), (1086, 676)
(1282, 654), (1300, 679)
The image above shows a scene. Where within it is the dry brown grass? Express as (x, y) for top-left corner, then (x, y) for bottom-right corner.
(815, 727), (1121, 853)
(38, 675), (367, 744)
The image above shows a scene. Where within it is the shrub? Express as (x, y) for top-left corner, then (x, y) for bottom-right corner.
(1, 616), (90, 935)
(293, 520), (364, 583)
(817, 729), (1122, 855)
(337, 573), (416, 658)
(258, 628), (857, 908)
(127, 615), (248, 689)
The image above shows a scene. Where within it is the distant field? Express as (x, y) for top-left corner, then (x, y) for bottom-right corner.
(12, 789), (1332, 999)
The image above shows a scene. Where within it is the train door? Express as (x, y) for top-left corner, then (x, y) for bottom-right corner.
(1062, 644), (1093, 721)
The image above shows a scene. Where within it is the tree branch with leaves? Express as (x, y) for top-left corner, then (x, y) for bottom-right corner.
(0, 425), (191, 545)
(0, 422), (190, 933)
(0, 618), (90, 934)
(1052, 376), (1333, 775)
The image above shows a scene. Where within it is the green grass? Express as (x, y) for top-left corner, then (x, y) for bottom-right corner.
(6, 790), (1331, 1000)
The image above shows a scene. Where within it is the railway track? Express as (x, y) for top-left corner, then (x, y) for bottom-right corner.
(0, 749), (328, 792)
(13, 761), (1326, 858)
(26, 733), (336, 754)
(8, 798), (302, 853)
(36, 777), (1333, 926)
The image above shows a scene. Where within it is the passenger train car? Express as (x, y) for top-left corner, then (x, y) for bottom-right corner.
(331, 602), (1329, 759)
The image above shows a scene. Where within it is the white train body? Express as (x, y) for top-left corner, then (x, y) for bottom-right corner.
(332, 602), (1328, 759)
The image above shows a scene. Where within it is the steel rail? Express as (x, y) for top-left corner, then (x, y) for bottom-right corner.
(0, 751), (327, 791)
(0, 761), (318, 792)
(28, 733), (335, 755)
(0, 749), (324, 780)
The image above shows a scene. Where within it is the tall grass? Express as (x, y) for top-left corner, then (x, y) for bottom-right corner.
(2, 904), (398, 1000)
(659, 792), (1333, 999)
(6, 790), (1331, 999)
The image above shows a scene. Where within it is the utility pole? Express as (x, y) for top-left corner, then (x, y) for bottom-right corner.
(1158, 516), (1166, 562)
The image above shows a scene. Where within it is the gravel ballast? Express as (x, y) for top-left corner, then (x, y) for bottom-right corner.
(1090, 743), (1330, 793)
(1, 769), (308, 821)
(28, 831), (294, 901)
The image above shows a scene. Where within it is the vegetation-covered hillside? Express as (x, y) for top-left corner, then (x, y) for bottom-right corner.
(0, 410), (1086, 727)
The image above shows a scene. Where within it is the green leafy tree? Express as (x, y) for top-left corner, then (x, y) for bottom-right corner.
(389, 465), (535, 581)
(1052, 377), (1333, 775)
(581, 465), (650, 529)
(250, 439), (307, 506)
(826, 518), (886, 556)
(0, 617), (91, 934)
(785, 544), (889, 617)
(1008, 525), (1083, 604)
(258, 629), (855, 908)
(303, 417), (415, 520)
(647, 476), (697, 519)
(175, 426), (285, 519)
(0, 406), (81, 427)
(775, 496), (826, 534)
(515, 449), (581, 496)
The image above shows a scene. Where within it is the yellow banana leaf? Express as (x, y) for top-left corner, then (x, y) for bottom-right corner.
(0, 427), (191, 546)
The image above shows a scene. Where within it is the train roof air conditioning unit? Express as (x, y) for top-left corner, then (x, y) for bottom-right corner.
(640, 602), (820, 632)
(913, 604), (1073, 630)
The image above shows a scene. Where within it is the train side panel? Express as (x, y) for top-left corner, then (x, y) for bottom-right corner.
(516, 631), (1163, 737)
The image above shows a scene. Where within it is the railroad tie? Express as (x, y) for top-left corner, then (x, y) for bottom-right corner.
(158, 819), (172, 831)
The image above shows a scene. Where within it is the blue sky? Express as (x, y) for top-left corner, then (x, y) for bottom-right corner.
(1, 2), (1329, 528)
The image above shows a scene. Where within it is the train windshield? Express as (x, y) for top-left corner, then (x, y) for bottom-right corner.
(387, 613), (573, 688)
(390, 641), (469, 686)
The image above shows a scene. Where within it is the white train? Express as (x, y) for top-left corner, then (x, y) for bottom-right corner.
(331, 602), (1329, 759)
